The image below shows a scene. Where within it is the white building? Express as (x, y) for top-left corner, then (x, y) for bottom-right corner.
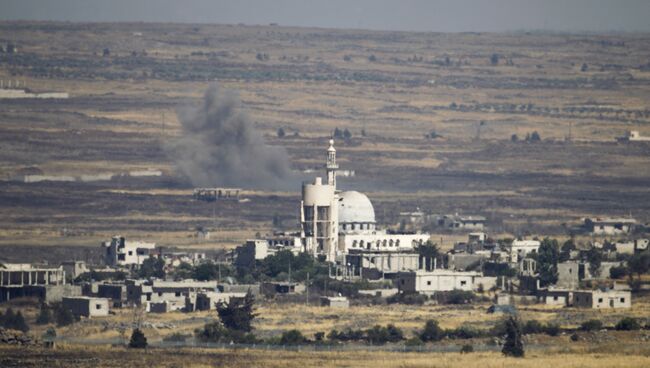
(62, 296), (110, 317)
(103, 236), (156, 267)
(584, 217), (636, 235)
(396, 269), (496, 295)
(508, 239), (541, 262)
(300, 139), (430, 261)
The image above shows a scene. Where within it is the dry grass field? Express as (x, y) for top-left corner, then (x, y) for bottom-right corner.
(2, 345), (650, 368)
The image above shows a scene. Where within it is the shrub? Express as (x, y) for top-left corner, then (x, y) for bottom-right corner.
(460, 344), (474, 353)
(446, 325), (483, 339)
(129, 328), (148, 349)
(441, 290), (476, 305)
(580, 319), (603, 331)
(328, 328), (364, 342)
(615, 317), (640, 331)
(55, 305), (76, 327)
(405, 337), (423, 346)
(216, 291), (256, 332)
(420, 320), (444, 342)
(609, 266), (628, 279)
(314, 331), (325, 342)
(0, 308), (29, 332)
(36, 306), (52, 325)
(543, 323), (561, 336)
(522, 320), (544, 335)
(280, 329), (307, 345)
(387, 292), (428, 305)
(570, 333), (580, 342)
(365, 324), (403, 345)
(195, 321), (258, 343)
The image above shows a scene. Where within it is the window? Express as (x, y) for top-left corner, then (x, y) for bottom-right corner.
(460, 281), (467, 286)
(598, 298), (603, 303)
(175, 292), (181, 297)
(427, 281), (431, 286)
(401, 279), (405, 285)
(96, 304), (102, 310)
(620, 298), (625, 303)
(553, 296), (558, 301)
(128, 251), (133, 256)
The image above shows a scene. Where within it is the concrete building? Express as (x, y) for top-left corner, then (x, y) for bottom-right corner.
(557, 262), (582, 289)
(261, 281), (305, 296)
(435, 214), (486, 231)
(97, 283), (127, 303)
(344, 250), (420, 279)
(103, 236), (156, 267)
(584, 217), (636, 236)
(127, 279), (219, 311)
(62, 297), (110, 318)
(61, 261), (89, 280)
(573, 289), (631, 309)
(508, 239), (541, 262)
(0, 264), (66, 302)
(320, 296), (350, 308)
(395, 269), (495, 295)
(617, 130), (650, 142)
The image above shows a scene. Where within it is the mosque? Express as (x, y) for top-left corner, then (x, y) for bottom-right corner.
(300, 139), (430, 262)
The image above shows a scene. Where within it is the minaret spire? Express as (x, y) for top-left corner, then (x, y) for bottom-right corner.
(326, 138), (338, 188)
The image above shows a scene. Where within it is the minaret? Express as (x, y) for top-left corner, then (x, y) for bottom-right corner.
(326, 139), (338, 188)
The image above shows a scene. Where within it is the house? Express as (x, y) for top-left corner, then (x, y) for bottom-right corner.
(508, 239), (541, 262)
(103, 236), (156, 267)
(61, 261), (89, 280)
(584, 217), (636, 235)
(573, 289), (631, 309)
(0, 264), (67, 302)
(261, 281), (305, 296)
(539, 289), (573, 306)
(97, 283), (127, 304)
(320, 296), (350, 308)
(436, 214), (486, 231)
(395, 269), (495, 295)
(62, 297), (110, 318)
(344, 250), (420, 279)
(127, 279), (219, 311)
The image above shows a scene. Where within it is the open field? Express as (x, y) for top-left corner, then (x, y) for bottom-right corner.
(1, 22), (650, 257)
(3, 345), (650, 368)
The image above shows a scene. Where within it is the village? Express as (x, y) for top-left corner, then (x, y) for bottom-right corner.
(2, 139), (649, 349)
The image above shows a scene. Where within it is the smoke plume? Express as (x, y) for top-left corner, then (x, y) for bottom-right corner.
(168, 84), (296, 190)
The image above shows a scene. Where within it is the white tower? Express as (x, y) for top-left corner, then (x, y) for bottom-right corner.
(326, 139), (338, 188)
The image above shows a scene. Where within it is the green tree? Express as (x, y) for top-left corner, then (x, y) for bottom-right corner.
(490, 53), (499, 65)
(628, 252), (650, 281)
(55, 305), (76, 327)
(537, 238), (560, 287)
(277, 127), (285, 138)
(1, 308), (29, 332)
(419, 320), (444, 342)
(217, 291), (257, 332)
(502, 316), (524, 357)
(138, 256), (165, 279)
(194, 262), (218, 281)
(586, 247), (603, 278)
(559, 239), (576, 262)
(129, 328), (148, 348)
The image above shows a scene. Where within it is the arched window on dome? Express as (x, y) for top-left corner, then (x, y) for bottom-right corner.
(396, 239), (401, 247)
(389, 239), (394, 247)
(352, 240), (357, 248)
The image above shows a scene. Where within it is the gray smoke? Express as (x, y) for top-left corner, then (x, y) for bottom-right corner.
(168, 84), (297, 190)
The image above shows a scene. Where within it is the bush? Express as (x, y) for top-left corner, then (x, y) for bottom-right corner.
(328, 328), (364, 342)
(543, 323), (561, 336)
(570, 333), (580, 342)
(0, 308), (29, 332)
(580, 319), (603, 331)
(439, 290), (476, 305)
(420, 320), (444, 342)
(195, 321), (258, 343)
(609, 266), (628, 279)
(460, 344), (474, 353)
(36, 306), (52, 325)
(522, 320), (544, 335)
(314, 331), (325, 342)
(446, 325), (484, 339)
(129, 328), (148, 349)
(405, 337), (423, 346)
(365, 324), (403, 345)
(615, 317), (640, 331)
(280, 329), (307, 345)
(54, 305), (77, 327)
(387, 292), (428, 305)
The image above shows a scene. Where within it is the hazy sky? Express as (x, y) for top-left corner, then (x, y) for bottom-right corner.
(1, 0), (649, 33)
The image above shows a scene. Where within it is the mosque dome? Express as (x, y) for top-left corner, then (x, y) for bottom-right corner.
(338, 191), (376, 233)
